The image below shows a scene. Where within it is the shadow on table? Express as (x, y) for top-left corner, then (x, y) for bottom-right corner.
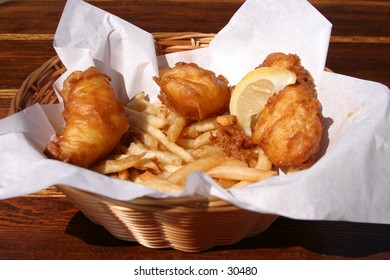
(65, 211), (390, 259)
(64, 211), (139, 248)
(222, 217), (390, 258)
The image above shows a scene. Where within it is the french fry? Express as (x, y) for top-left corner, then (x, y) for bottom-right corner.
(175, 138), (195, 149)
(193, 130), (215, 148)
(130, 127), (160, 150)
(222, 158), (248, 167)
(127, 142), (182, 165)
(91, 153), (146, 174)
(191, 145), (224, 159)
(134, 157), (163, 174)
(167, 153), (227, 185)
(161, 163), (183, 173)
(139, 177), (183, 193)
(125, 107), (169, 129)
(230, 180), (255, 189)
(216, 114), (237, 126)
(133, 91), (146, 100)
(138, 170), (159, 181)
(166, 115), (187, 143)
(217, 178), (238, 189)
(125, 97), (147, 112)
(186, 117), (217, 132)
(207, 165), (277, 182)
(180, 125), (199, 138)
(127, 92), (157, 115)
(116, 169), (130, 180)
(130, 116), (194, 162)
(255, 148), (273, 170)
(154, 103), (170, 119)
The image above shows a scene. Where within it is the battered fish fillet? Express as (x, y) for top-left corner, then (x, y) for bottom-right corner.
(261, 52), (316, 95)
(252, 53), (323, 168)
(154, 62), (231, 121)
(45, 67), (129, 168)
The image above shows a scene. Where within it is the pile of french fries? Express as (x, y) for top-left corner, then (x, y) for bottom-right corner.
(90, 92), (277, 193)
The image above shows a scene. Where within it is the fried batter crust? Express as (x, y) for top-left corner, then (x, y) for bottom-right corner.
(210, 124), (256, 164)
(155, 62), (231, 121)
(45, 67), (129, 168)
(261, 52), (316, 95)
(252, 53), (323, 168)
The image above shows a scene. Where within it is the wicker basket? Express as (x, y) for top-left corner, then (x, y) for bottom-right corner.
(10, 32), (279, 252)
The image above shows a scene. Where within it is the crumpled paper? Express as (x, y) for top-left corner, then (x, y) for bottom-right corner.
(1, 0), (389, 224)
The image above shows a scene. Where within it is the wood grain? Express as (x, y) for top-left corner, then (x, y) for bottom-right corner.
(1, 197), (390, 260)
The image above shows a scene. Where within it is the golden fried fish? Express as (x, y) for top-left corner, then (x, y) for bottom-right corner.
(45, 67), (129, 168)
(252, 53), (323, 168)
(154, 62), (231, 121)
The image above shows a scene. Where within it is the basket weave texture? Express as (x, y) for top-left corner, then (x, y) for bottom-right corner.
(11, 32), (278, 252)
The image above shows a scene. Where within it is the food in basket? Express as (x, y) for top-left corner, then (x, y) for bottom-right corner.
(154, 62), (231, 121)
(116, 92), (277, 191)
(45, 52), (322, 192)
(45, 67), (129, 168)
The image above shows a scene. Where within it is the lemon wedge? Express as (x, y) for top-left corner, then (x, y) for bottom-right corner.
(229, 67), (297, 136)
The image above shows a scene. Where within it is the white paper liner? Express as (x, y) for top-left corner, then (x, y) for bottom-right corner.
(1, 0), (389, 224)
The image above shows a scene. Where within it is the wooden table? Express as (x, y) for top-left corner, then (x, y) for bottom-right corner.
(1, 0), (389, 260)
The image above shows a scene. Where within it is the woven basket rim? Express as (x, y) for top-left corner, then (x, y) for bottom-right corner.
(58, 185), (241, 212)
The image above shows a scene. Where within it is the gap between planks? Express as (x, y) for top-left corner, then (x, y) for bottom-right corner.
(1, 34), (389, 44)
